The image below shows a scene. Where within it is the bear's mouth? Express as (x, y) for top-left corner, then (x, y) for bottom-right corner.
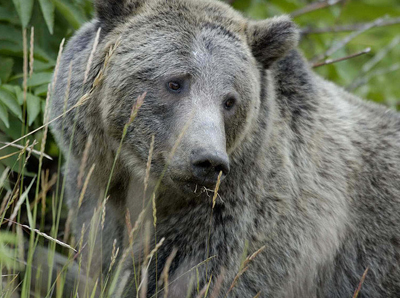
(169, 177), (220, 197)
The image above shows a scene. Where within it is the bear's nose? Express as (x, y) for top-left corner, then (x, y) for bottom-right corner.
(190, 149), (230, 186)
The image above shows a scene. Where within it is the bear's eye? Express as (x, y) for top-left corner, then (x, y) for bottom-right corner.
(224, 97), (236, 110)
(167, 81), (181, 92)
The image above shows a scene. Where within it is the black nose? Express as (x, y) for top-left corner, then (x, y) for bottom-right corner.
(191, 149), (230, 186)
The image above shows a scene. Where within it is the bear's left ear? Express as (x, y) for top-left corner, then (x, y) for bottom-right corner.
(246, 15), (299, 68)
(95, 0), (146, 30)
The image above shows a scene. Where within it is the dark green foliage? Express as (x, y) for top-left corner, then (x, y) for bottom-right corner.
(0, 0), (93, 176)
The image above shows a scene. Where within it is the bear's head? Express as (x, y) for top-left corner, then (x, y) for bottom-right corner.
(92, 0), (299, 196)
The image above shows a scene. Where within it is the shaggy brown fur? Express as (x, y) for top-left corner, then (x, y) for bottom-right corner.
(50, 0), (400, 297)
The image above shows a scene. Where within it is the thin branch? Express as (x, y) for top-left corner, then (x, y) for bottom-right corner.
(302, 16), (400, 34)
(361, 35), (400, 73)
(311, 16), (388, 63)
(0, 142), (52, 160)
(345, 35), (400, 90)
(346, 63), (400, 91)
(312, 47), (371, 68)
(290, 0), (344, 18)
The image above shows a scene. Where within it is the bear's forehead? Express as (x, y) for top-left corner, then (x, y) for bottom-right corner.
(113, 6), (251, 69)
(119, 0), (247, 41)
(144, 0), (247, 31)
(109, 0), (254, 81)
(115, 20), (252, 81)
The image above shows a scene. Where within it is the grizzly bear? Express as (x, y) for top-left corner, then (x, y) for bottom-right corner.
(50, 0), (400, 297)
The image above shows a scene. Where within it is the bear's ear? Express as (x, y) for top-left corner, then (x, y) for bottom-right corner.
(95, 0), (145, 30)
(246, 15), (299, 68)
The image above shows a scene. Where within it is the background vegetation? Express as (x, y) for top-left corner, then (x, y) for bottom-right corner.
(0, 0), (399, 296)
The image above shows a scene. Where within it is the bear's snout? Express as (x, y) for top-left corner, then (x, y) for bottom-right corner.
(190, 148), (230, 187)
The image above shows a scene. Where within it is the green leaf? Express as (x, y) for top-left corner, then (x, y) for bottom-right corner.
(12, 0), (34, 28)
(0, 114), (22, 141)
(0, 102), (9, 128)
(0, 41), (22, 57)
(26, 93), (41, 126)
(0, 84), (17, 94)
(15, 86), (24, 105)
(0, 58), (14, 82)
(0, 24), (22, 43)
(27, 72), (53, 88)
(38, 0), (55, 34)
(0, 6), (19, 24)
(54, 0), (87, 29)
(1, 85), (25, 106)
(2, 85), (25, 105)
(0, 88), (22, 119)
(34, 84), (49, 97)
(0, 41), (51, 63)
(33, 59), (55, 72)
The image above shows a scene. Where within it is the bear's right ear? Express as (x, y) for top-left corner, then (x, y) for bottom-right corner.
(95, 0), (145, 30)
(246, 16), (299, 68)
